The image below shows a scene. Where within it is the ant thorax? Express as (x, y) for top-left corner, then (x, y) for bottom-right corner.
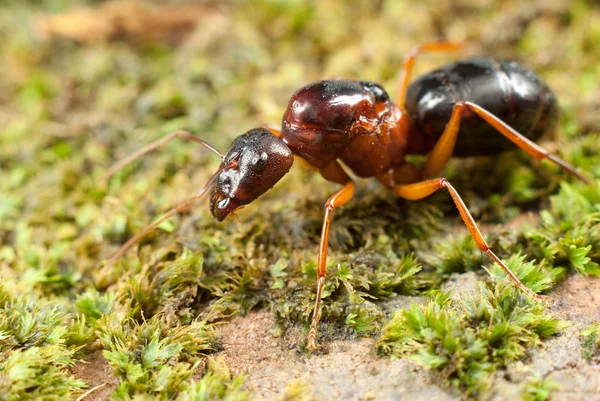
(281, 79), (413, 177)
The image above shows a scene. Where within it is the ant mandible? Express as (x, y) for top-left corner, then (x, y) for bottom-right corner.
(102, 41), (589, 351)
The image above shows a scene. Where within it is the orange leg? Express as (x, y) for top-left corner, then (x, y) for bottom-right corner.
(104, 165), (224, 270)
(307, 162), (355, 351)
(102, 130), (224, 183)
(396, 41), (464, 109)
(376, 163), (421, 188)
(421, 101), (589, 183)
(263, 126), (317, 170)
(394, 178), (549, 301)
(264, 126), (282, 137)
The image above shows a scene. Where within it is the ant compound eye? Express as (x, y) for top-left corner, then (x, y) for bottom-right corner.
(219, 176), (232, 193)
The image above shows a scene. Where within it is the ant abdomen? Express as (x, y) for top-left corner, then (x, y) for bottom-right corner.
(405, 57), (559, 156)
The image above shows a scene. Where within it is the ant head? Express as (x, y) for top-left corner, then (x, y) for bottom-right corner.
(210, 128), (294, 221)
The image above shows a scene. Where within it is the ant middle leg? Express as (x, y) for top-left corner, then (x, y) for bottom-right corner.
(396, 41), (464, 109)
(394, 177), (549, 301)
(421, 101), (588, 183)
(307, 161), (355, 351)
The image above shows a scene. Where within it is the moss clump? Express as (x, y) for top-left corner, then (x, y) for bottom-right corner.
(425, 180), (600, 294)
(98, 312), (216, 400)
(0, 282), (86, 400)
(179, 357), (249, 401)
(581, 322), (600, 361)
(271, 237), (423, 342)
(0, 347), (85, 401)
(375, 180), (600, 396)
(521, 182), (600, 277)
(376, 261), (565, 397)
(521, 375), (561, 401)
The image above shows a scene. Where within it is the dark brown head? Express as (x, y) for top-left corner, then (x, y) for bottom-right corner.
(209, 128), (294, 221)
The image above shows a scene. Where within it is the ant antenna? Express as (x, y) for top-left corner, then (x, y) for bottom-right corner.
(102, 130), (225, 269)
(104, 165), (224, 269)
(101, 130), (224, 184)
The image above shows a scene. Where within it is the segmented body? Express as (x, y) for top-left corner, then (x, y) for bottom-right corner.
(280, 57), (558, 178)
(280, 80), (415, 177)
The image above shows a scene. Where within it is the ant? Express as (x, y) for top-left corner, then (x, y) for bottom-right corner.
(102, 41), (589, 351)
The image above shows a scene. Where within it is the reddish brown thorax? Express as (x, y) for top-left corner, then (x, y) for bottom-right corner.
(280, 80), (418, 178)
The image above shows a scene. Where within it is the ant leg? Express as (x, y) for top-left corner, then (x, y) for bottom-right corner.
(307, 161), (355, 351)
(102, 130), (224, 183)
(263, 127), (282, 137)
(396, 41), (464, 109)
(421, 101), (466, 178)
(262, 127), (317, 170)
(376, 163), (421, 188)
(394, 178), (549, 301)
(421, 101), (589, 183)
(103, 165), (224, 269)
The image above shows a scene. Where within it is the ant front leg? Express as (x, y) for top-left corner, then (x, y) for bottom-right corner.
(394, 177), (549, 301)
(420, 101), (588, 183)
(307, 161), (355, 352)
(396, 41), (464, 109)
(263, 126), (282, 137)
(264, 127), (317, 171)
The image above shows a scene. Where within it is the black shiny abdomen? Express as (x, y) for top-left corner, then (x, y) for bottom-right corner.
(404, 57), (559, 156)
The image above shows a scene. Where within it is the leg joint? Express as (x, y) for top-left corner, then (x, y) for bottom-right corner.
(455, 101), (467, 110)
(478, 243), (490, 252)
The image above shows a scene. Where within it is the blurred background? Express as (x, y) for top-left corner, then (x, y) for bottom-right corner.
(0, 1), (599, 400)
(2, 0), (598, 228)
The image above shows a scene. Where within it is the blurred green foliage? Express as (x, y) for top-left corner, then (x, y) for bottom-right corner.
(0, 0), (599, 399)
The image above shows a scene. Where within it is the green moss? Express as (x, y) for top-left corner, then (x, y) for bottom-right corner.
(0, 347), (85, 401)
(179, 357), (249, 401)
(518, 182), (600, 278)
(271, 238), (422, 341)
(581, 322), (600, 361)
(75, 289), (117, 323)
(521, 375), (561, 401)
(374, 179), (600, 397)
(0, 0), (599, 399)
(487, 254), (564, 295)
(376, 269), (565, 397)
(0, 284), (87, 400)
(98, 312), (216, 399)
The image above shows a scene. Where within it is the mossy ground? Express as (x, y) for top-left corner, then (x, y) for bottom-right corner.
(0, 0), (599, 400)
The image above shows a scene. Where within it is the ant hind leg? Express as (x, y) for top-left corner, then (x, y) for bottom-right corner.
(420, 101), (588, 183)
(394, 177), (549, 302)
